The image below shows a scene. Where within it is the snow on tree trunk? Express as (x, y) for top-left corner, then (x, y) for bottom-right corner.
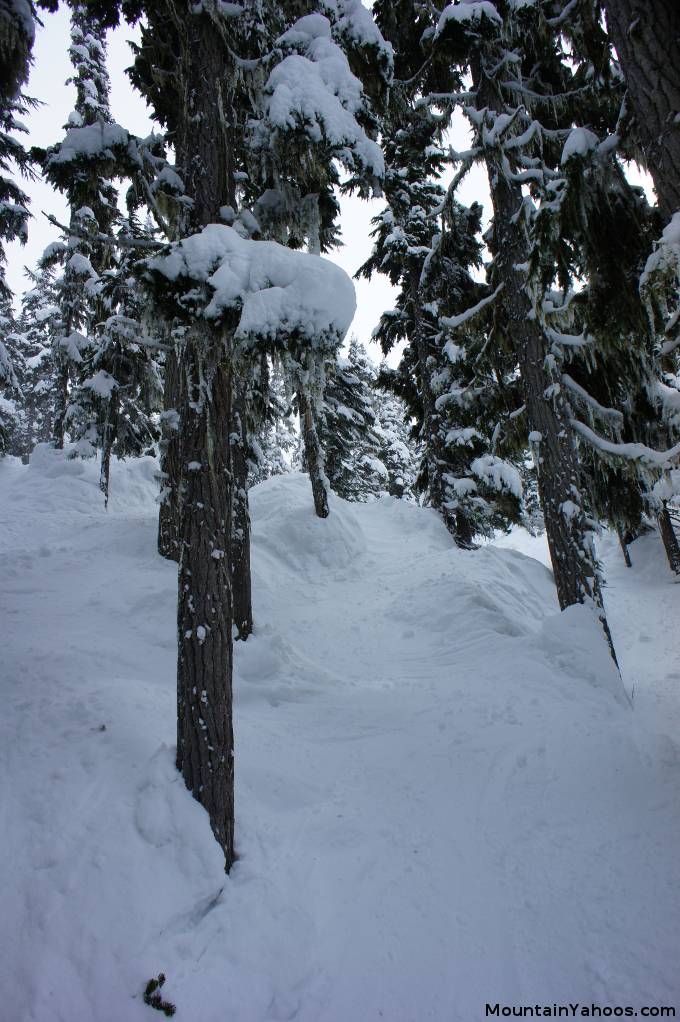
(299, 389), (329, 519)
(231, 383), (253, 640)
(169, 5), (238, 870)
(604, 0), (680, 224)
(158, 347), (181, 562)
(176, 331), (234, 867)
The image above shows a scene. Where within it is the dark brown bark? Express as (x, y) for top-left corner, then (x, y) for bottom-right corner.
(604, 0), (680, 223)
(99, 386), (118, 508)
(231, 384), (253, 640)
(158, 347), (181, 562)
(299, 390), (330, 518)
(176, 334), (234, 867)
(52, 361), (69, 450)
(615, 521), (633, 568)
(472, 59), (617, 661)
(161, 4), (238, 870)
(658, 502), (680, 575)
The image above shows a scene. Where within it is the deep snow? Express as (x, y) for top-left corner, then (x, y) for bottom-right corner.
(1, 449), (679, 1021)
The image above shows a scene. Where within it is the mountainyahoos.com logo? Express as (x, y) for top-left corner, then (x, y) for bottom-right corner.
(485, 1005), (676, 1018)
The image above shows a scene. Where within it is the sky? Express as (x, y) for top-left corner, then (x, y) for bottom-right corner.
(5, 6), (492, 368)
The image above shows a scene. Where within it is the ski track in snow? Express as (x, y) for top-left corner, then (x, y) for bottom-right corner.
(1, 449), (679, 1021)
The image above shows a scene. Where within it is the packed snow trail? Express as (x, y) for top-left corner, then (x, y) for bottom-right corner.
(1, 449), (679, 1022)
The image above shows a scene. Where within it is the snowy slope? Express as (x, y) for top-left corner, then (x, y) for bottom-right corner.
(1, 450), (679, 1021)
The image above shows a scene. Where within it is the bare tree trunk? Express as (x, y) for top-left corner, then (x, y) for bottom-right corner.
(299, 390), (329, 518)
(472, 60), (617, 662)
(604, 0), (680, 224)
(99, 386), (118, 508)
(163, 2), (238, 869)
(658, 502), (680, 575)
(231, 383), (253, 639)
(158, 346), (181, 561)
(53, 360), (69, 450)
(176, 334), (234, 866)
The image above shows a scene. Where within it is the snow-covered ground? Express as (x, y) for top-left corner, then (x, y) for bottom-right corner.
(1, 449), (679, 1021)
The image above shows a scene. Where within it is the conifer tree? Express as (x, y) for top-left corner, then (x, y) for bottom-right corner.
(360, 96), (523, 544)
(366, 0), (622, 654)
(0, 291), (22, 453)
(40, 2), (117, 448)
(0, 0), (35, 443)
(249, 356), (297, 486)
(13, 265), (61, 457)
(372, 367), (418, 499)
(67, 218), (163, 504)
(320, 339), (387, 501)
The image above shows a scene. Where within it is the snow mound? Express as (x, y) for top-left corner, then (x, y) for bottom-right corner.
(249, 471), (367, 578)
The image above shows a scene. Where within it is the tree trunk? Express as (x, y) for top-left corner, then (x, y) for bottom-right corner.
(604, 0), (680, 224)
(299, 390), (329, 518)
(163, 2), (238, 870)
(658, 502), (680, 575)
(176, 333), (235, 867)
(231, 383), (253, 640)
(615, 521), (633, 568)
(99, 385), (118, 508)
(53, 360), (69, 450)
(158, 346), (181, 561)
(472, 60), (617, 661)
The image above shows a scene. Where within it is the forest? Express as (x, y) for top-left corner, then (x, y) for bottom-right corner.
(1, 0), (679, 1018)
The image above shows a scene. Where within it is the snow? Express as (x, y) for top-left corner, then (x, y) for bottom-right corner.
(1, 452), (680, 1020)
(147, 224), (356, 346)
(471, 453), (522, 497)
(46, 121), (130, 165)
(560, 127), (599, 165)
(82, 369), (116, 398)
(264, 14), (384, 179)
(435, 0), (502, 37)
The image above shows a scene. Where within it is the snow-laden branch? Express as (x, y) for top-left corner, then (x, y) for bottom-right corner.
(146, 223), (356, 347)
(571, 418), (680, 468)
(44, 213), (161, 251)
(561, 374), (624, 430)
(440, 283), (504, 332)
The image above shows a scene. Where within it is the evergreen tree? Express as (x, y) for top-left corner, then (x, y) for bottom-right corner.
(359, 101), (523, 545)
(122, 0), (385, 866)
(0, 291), (22, 453)
(372, 367), (419, 500)
(320, 339), (387, 501)
(0, 0), (35, 444)
(40, 2), (118, 448)
(67, 218), (163, 504)
(13, 265), (61, 457)
(249, 356), (298, 486)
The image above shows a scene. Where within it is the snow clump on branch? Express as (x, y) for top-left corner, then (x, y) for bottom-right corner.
(146, 224), (356, 349)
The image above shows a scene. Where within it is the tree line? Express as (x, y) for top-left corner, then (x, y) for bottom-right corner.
(1, 0), (679, 868)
